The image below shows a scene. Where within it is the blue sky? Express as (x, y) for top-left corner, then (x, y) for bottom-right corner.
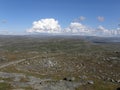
(0, 0), (120, 35)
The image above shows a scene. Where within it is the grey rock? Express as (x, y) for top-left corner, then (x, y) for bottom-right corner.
(87, 80), (94, 84)
(117, 80), (120, 83)
(0, 80), (4, 83)
(110, 79), (115, 83)
(63, 77), (75, 82)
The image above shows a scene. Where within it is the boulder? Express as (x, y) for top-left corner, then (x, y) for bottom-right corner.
(87, 80), (94, 84)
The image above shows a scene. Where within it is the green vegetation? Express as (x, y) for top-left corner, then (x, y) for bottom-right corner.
(0, 35), (120, 90)
(0, 82), (12, 90)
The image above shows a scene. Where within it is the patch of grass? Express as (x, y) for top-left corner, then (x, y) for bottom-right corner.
(0, 82), (12, 90)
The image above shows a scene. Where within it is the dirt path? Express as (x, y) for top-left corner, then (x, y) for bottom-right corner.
(0, 56), (39, 69)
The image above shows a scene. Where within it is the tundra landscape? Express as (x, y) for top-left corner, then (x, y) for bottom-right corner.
(0, 35), (119, 90)
(0, 0), (120, 90)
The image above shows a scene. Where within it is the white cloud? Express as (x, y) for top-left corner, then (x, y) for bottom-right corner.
(27, 18), (120, 37)
(111, 28), (120, 36)
(63, 22), (93, 35)
(94, 25), (120, 36)
(64, 23), (120, 36)
(27, 18), (61, 33)
(66, 22), (86, 32)
(95, 25), (111, 36)
(97, 16), (104, 22)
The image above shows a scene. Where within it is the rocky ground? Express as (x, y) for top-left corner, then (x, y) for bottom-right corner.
(0, 35), (119, 90)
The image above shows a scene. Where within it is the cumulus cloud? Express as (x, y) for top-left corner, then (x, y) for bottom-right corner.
(95, 25), (112, 36)
(94, 25), (120, 36)
(27, 18), (120, 37)
(27, 18), (61, 33)
(63, 22), (93, 35)
(97, 16), (104, 22)
(64, 23), (120, 36)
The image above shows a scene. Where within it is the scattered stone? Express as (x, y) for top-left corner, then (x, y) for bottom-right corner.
(109, 57), (118, 60)
(71, 77), (75, 81)
(0, 57), (7, 61)
(110, 79), (115, 83)
(107, 77), (111, 81)
(26, 62), (30, 65)
(0, 80), (4, 83)
(79, 75), (87, 79)
(117, 80), (120, 83)
(63, 77), (75, 82)
(87, 80), (94, 84)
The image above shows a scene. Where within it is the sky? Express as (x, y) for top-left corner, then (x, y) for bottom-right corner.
(0, 0), (120, 36)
